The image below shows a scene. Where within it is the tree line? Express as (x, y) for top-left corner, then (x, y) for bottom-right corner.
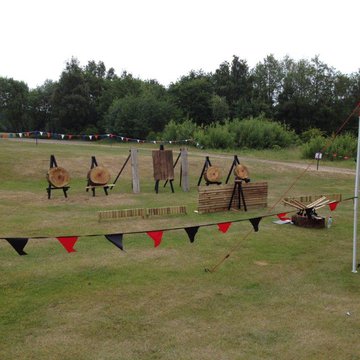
(0, 55), (359, 139)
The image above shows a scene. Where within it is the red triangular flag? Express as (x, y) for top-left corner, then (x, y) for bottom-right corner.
(328, 201), (339, 211)
(57, 236), (78, 253)
(277, 213), (290, 221)
(217, 222), (232, 233)
(147, 231), (163, 247)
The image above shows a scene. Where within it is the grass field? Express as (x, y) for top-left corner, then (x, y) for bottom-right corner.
(0, 138), (359, 360)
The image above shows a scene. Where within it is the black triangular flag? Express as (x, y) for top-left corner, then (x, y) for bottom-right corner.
(5, 238), (28, 255)
(105, 234), (124, 251)
(184, 226), (199, 243)
(249, 217), (262, 232)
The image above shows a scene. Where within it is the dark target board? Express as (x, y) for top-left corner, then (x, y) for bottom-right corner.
(152, 150), (174, 181)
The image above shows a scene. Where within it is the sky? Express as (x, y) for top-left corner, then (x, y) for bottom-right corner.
(1, 0), (359, 89)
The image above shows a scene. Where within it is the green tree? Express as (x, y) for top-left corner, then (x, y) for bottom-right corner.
(213, 56), (252, 119)
(169, 71), (213, 125)
(27, 80), (56, 131)
(105, 93), (177, 139)
(210, 94), (229, 122)
(51, 57), (91, 132)
(251, 54), (284, 117)
(0, 77), (29, 132)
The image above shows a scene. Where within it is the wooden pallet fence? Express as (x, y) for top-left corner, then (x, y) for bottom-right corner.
(283, 193), (342, 205)
(98, 205), (187, 221)
(197, 182), (268, 214)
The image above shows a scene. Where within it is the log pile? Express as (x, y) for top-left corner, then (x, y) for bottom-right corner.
(283, 196), (329, 229)
(197, 182), (268, 213)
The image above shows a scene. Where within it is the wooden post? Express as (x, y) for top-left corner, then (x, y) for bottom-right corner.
(180, 148), (189, 192)
(131, 148), (140, 193)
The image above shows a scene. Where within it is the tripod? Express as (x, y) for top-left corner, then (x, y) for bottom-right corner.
(228, 179), (247, 211)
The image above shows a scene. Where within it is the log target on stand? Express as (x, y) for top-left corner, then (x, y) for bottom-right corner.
(86, 156), (113, 196)
(204, 166), (221, 183)
(46, 155), (70, 199)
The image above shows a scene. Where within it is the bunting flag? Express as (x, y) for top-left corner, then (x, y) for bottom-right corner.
(328, 201), (339, 211)
(249, 217), (262, 232)
(56, 236), (78, 253)
(277, 212), (291, 221)
(184, 226), (199, 243)
(7, 130), (196, 147)
(217, 222), (232, 233)
(105, 234), (124, 251)
(5, 238), (28, 255)
(0, 196), (354, 256)
(146, 231), (163, 247)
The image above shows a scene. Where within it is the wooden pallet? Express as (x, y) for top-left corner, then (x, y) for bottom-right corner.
(197, 182), (268, 214)
(98, 205), (187, 221)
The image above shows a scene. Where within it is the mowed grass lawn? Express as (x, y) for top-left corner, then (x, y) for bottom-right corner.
(0, 138), (359, 360)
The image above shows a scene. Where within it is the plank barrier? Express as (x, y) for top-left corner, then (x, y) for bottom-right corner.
(98, 205), (187, 221)
(197, 182), (268, 214)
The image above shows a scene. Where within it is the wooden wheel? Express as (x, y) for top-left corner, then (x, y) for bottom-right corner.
(204, 166), (221, 183)
(88, 166), (111, 185)
(47, 167), (70, 188)
(234, 164), (249, 179)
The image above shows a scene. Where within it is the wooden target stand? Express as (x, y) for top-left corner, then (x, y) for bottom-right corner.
(86, 156), (113, 196)
(227, 157), (250, 211)
(153, 145), (175, 194)
(225, 155), (240, 184)
(197, 156), (222, 186)
(46, 155), (70, 199)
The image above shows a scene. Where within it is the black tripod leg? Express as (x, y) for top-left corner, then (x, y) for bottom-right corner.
(228, 183), (237, 210)
(155, 180), (160, 193)
(240, 185), (247, 211)
(170, 180), (174, 193)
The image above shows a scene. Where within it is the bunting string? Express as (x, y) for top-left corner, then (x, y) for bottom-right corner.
(0, 197), (354, 256)
(0, 130), (200, 147)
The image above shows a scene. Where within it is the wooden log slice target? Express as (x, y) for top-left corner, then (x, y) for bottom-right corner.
(234, 164), (249, 179)
(47, 167), (70, 188)
(87, 166), (111, 185)
(204, 166), (221, 183)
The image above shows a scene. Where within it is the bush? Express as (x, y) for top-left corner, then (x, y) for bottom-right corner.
(301, 133), (357, 160)
(300, 128), (325, 143)
(301, 135), (326, 158)
(194, 122), (235, 149)
(228, 117), (298, 149)
(162, 119), (198, 141)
